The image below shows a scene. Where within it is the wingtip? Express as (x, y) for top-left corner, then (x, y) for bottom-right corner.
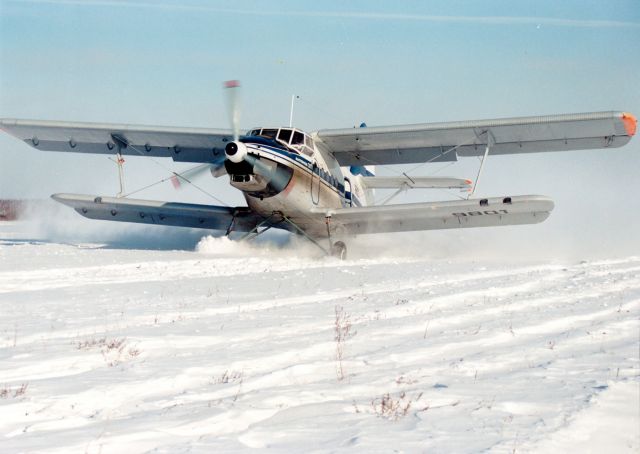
(51, 193), (69, 204)
(621, 112), (637, 136)
(51, 193), (76, 203)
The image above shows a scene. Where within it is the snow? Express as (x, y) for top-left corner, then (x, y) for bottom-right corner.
(0, 220), (638, 453)
(525, 381), (639, 453)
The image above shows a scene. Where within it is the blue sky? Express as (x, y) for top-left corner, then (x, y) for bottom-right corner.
(1, 0), (639, 253)
(2, 0), (638, 128)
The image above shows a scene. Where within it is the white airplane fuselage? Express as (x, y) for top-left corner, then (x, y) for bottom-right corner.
(223, 128), (372, 238)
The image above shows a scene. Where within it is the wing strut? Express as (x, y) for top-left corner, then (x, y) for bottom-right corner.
(107, 153), (127, 197)
(235, 211), (331, 256)
(469, 130), (494, 198)
(380, 182), (410, 205)
(110, 133), (130, 198)
(116, 153), (126, 197)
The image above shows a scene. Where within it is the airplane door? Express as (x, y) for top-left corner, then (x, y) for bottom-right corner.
(343, 177), (352, 207)
(311, 163), (321, 205)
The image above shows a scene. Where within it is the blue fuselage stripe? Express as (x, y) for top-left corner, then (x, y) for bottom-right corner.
(246, 142), (346, 196)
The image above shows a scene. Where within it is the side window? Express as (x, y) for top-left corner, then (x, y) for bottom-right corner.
(305, 135), (314, 148)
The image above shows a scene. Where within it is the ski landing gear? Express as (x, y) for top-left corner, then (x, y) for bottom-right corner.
(326, 216), (347, 260)
(231, 211), (349, 260)
(330, 241), (347, 260)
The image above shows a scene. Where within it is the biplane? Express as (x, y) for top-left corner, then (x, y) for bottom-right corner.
(0, 82), (636, 257)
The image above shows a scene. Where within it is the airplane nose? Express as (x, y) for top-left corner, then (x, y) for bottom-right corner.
(225, 141), (247, 163)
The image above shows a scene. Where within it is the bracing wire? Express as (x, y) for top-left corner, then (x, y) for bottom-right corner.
(117, 144), (231, 207)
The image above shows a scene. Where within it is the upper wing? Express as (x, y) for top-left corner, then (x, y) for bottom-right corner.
(52, 193), (263, 232)
(313, 195), (553, 235)
(316, 111), (637, 166)
(0, 118), (233, 163)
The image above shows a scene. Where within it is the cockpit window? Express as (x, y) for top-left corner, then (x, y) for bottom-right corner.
(277, 128), (292, 143)
(249, 129), (260, 136)
(291, 131), (304, 145)
(259, 129), (278, 139)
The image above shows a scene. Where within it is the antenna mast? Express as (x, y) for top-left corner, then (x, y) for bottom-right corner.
(289, 94), (299, 127)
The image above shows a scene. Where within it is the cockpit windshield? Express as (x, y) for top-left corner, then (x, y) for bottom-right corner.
(247, 127), (315, 156)
(291, 131), (304, 145)
(277, 129), (292, 143)
(259, 129), (278, 139)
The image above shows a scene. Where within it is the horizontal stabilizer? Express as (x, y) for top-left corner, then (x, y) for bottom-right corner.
(313, 195), (553, 235)
(361, 176), (471, 189)
(52, 193), (261, 232)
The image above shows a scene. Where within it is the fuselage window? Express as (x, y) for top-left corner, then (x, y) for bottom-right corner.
(302, 135), (314, 156)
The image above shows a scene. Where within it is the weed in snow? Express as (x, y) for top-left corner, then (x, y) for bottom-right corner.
(334, 305), (352, 381)
(213, 370), (244, 385)
(0, 383), (28, 399)
(371, 391), (425, 420)
(75, 337), (139, 366)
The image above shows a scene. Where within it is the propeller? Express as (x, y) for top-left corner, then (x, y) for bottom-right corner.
(222, 80), (292, 190)
(170, 160), (226, 190)
(223, 79), (248, 164)
(224, 80), (241, 141)
(170, 80), (241, 190)
(244, 153), (292, 192)
(171, 80), (292, 194)
(244, 154), (272, 176)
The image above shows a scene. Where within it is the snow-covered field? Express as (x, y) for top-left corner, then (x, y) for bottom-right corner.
(0, 220), (638, 453)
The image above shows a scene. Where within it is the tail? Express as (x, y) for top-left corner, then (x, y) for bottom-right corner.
(348, 122), (375, 205)
(349, 165), (375, 206)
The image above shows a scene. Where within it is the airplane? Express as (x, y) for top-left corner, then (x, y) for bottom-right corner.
(0, 81), (636, 258)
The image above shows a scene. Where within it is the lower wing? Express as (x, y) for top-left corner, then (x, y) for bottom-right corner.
(52, 194), (263, 232)
(313, 195), (553, 235)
